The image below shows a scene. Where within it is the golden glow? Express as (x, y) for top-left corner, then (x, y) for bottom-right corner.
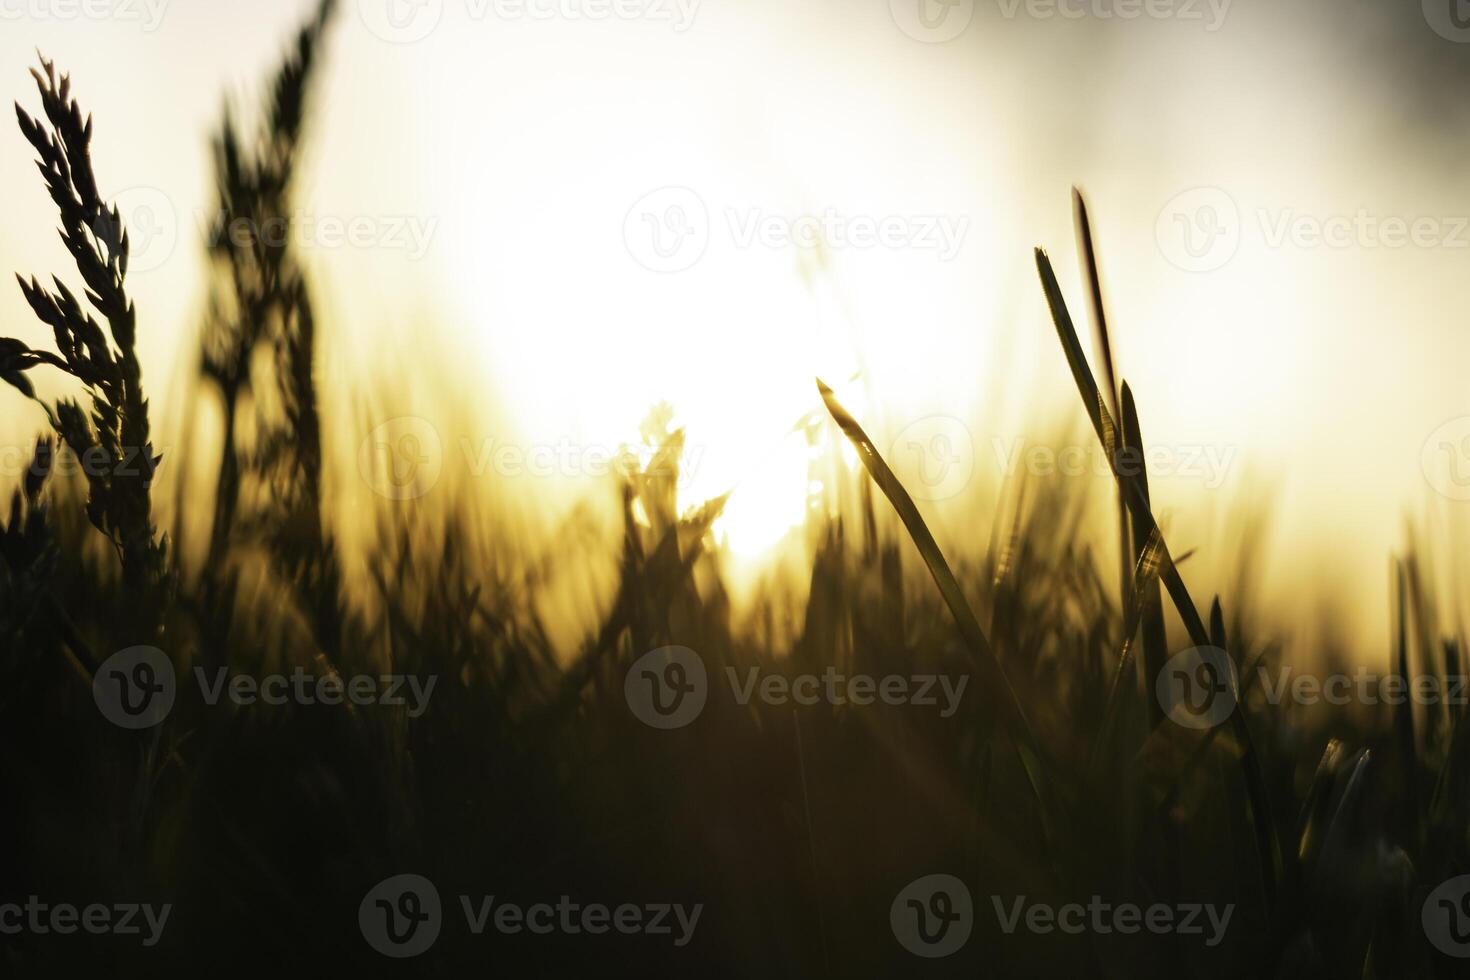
(2, 1), (1469, 648)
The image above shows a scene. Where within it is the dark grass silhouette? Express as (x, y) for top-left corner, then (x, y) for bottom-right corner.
(1, 3), (1468, 977)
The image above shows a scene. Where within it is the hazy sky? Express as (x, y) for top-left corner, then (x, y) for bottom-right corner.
(2, 0), (1469, 651)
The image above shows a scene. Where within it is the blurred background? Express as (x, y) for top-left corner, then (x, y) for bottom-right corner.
(2, 0), (1468, 655)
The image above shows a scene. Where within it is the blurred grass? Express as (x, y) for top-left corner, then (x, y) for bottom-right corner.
(0, 4), (1467, 977)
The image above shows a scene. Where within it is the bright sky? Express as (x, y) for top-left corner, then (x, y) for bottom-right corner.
(2, 0), (1470, 653)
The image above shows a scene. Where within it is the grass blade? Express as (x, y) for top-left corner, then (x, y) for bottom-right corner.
(815, 378), (1052, 839)
(1034, 244), (1283, 912)
(1074, 188), (1131, 613)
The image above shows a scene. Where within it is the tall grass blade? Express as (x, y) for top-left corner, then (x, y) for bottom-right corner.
(815, 378), (1052, 840)
(1074, 188), (1130, 612)
(1121, 383), (1167, 729)
(1034, 244), (1282, 912)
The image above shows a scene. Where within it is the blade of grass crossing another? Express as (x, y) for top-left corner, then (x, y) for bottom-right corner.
(1034, 245), (1282, 912)
(815, 379), (1052, 845)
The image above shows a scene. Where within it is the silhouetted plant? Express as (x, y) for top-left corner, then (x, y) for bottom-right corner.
(4, 58), (165, 598)
(196, 0), (341, 656)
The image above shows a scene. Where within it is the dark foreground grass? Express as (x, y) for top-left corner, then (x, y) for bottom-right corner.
(1, 5), (1467, 977)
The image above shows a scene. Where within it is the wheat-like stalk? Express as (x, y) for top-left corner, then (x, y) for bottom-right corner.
(5, 57), (165, 594)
